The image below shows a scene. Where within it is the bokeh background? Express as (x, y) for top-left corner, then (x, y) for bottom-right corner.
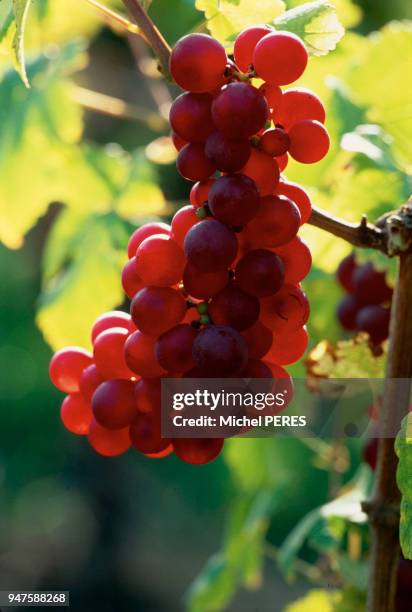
(0, 0), (411, 610)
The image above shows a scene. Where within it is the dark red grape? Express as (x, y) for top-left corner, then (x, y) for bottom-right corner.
(337, 295), (360, 331)
(169, 92), (214, 142)
(246, 195), (301, 248)
(131, 287), (186, 336)
(130, 409), (170, 454)
(192, 325), (248, 376)
(177, 143), (216, 181)
(208, 173), (260, 227)
(212, 82), (268, 139)
(336, 253), (357, 293)
(92, 379), (137, 429)
(170, 33), (227, 93)
(205, 131), (251, 172)
(363, 436), (378, 470)
(61, 393), (93, 435)
(235, 249), (284, 297)
(233, 25), (273, 71)
(253, 32), (308, 85)
(171, 131), (187, 151)
(155, 324), (197, 372)
(121, 257), (144, 299)
(135, 377), (161, 414)
(288, 120), (330, 163)
(50, 347), (93, 394)
(183, 262), (229, 300)
(79, 364), (105, 403)
(135, 234), (186, 287)
(173, 438), (224, 465)
(352, 262), (392, 305)
(184, 219), (238, 272)
(209, 285), (260, 331)
(356, 305), (390, 344)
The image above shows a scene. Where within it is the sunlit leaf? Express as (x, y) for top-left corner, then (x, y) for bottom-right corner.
(0, 0), (13, 41)
(284, 590), (340, 611)
(12, 0), (33, 86)
(195, 0), (285, 46)
(396, 413), (412, 560)
(274, 1), (345, 56)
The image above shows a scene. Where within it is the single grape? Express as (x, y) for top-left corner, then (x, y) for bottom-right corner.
(337, 295), (360, 331)
(176, 143), (216, 181)
(274, 88), (326, 130)
(88, 419), (131, 457)
(183, 263), (229, 300)
(253, 31), (308, 85)
(212, 82), (268, 139)
(275, 180), (312, 225)
(204, 131), (251, 173)
(276, 153), (289, 172)
(190, 178), (216, 208)
(288, 120), (330, 163)
(93, 327), (134, 380)
(192, 325), (249, 376)
(135, 377), (161, 414)
(171, 131), (187, 151)
(125, 331), (166, 378)
(184, 219), (238, 272)
(155, 324), (197, 372)
(92, 379), (137, 429)
(208, 174), (260, 227)
(352, 262), (392, 306)
(246, 195), (301, 248)
(135, 234), (186, 287)
(61, 394), (93, 435)
(173, 438), (224, 465)
(145, 444), (174, 459)
(209, 284), (260, 331)
(356, 305), (390, 344)
(235, 249), (285, 297)
(130, 410), (170, 455)
(91, 311), (135, 343)
(267, 326), (309, 365)
(259, 83), (283, 110)
(336, 253), (357, 293)
(260, 128), (290, 157)
(274, 237), (312, 284)
(241, 321), (273, 359)
(260, 284), (310, 332)
(127, 222), (170, 259)
(169, 92), (214, 142)
(240, 148), (280, 195)
(131, 287), (186, 336)
(49, 347), (93, 394)
(170, 33), (227, 93)
(79, 364), (105, 403)
(171, 205), (200, 247)
(121, 257), (144, 299)
(362, 436), (378, 471)
(233, 25), (273, 71)
(242, 359), (272, 377)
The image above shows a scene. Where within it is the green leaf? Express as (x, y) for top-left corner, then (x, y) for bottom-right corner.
(284, 589), (342, 611)
(274, 1), (345, 56)
(36, 210), (129, 350)
(0, 0), (13, 40)
(195, 0), (286, 46)
(12, 0), (33, 86)
(396, 413), (412, 560)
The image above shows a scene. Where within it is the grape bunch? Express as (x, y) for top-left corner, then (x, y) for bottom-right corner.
(49, 28), (330, 464)
(336, 253), (392, 345)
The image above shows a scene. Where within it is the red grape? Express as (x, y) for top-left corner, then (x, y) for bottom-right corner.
(127, 222), (170, 259)
(260, 284), (310, 332)
(352, 263), (392, 306)
(61, 393), (93, 435)
(135, 377), (161, 414)
(173, 438), (224, 465)
(50, 347), (93, 394)
(235, 249), (285, 297)
(205, 131), (251, 173)
(337, 295), (360, 331)
(356, 305), (390, 344)
(241, 321), (273, 359)
(212, 82), (268, 139)
(171, 131), (187, 151)
(267, 326), (309, 365)
(145, 444), (174, 459)
(275, 180), (312, 225)
(190, 178), (216, 208)
(93, 327), (134, 380)
(92, 379), (137, 429)
(208, 174), (260, 227)
(260, 128), (290, 157)
(274, 88), (326, 130)
(171, 205), (200, 247)
(130, 409), (170, 454)
(170, 33), (227, 93)
(131, 287), (186, 336)
(253, 32), (308, 85)
(363, 436), (378, 470)
(184, 219), (238, 272)
(155, 324), (197, 372)
(336, 253), (357, 293)
(241, 148), (280, 195)
(233, 25), (273, 71)
(260, 83), (283, 110)
(183, 262), (229, 300)
(242, 359), (272, 377)
(276, 153), (289, 172)
(177, 143), (216, 181)
(288, 120), (330, 163)
(169, 92), (214, 142)
(125, 331), (166, 378)
(192, 325), (248, 376)
(121, 257), (144, 299)
(79, 364), (105, 403)
(88, 420), (131, 457)
(274, 237), (312, 284)
(135, 234), (186, 287)
(246, 195), (301, 248)
(209, 285), (260, 331)
(91, 311), (135, 343)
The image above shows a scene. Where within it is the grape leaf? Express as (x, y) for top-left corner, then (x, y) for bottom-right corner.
(274, 0), (345, 56)
(12, 0), (33, 86)
(36, 210), (129, 350)
(395, 413), (412, 560)
(284, 588), (365, 612)
(195, 0), (285, 46)
(0, 0), (13, 40)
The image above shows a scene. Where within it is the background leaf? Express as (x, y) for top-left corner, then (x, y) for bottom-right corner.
(396, 414), (412, 560)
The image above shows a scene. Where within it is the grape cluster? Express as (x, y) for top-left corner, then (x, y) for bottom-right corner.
(336, 253), (392, 345)
(49, 28), (330, 464)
